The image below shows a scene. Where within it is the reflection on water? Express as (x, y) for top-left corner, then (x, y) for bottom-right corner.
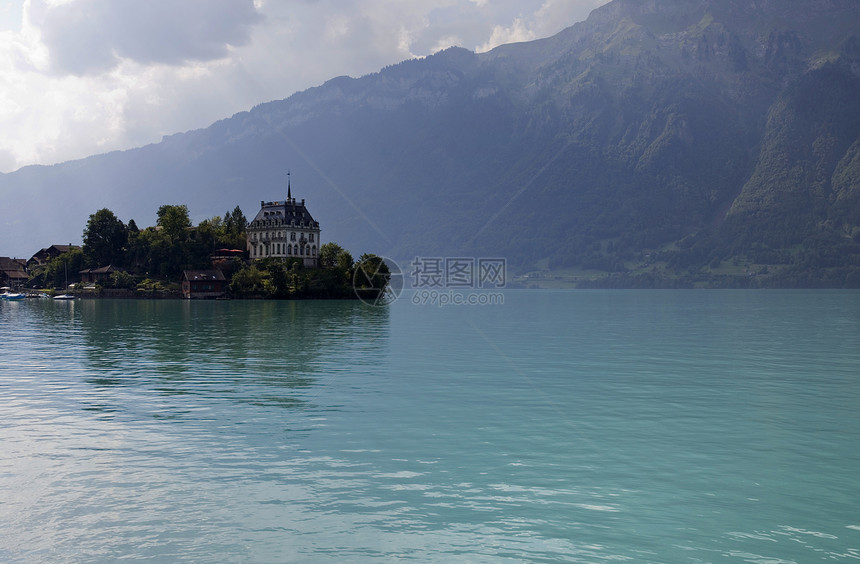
(1, 298), (398, 564)
(14, 298), (390, 416)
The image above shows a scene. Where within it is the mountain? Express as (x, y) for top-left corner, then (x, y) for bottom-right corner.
(2, 0), (859, 287)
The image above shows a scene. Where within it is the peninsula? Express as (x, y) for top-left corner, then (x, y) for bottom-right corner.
(3, 184), (389, 300)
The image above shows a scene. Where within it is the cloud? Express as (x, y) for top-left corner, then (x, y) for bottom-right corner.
(532, 0), (609, 36)
(34, 0), (264, 75)
(477, 0), (609, 52)
(0, 0), (610, 174)
(478, 17), (536, 53)
(0, 147), (17, 172)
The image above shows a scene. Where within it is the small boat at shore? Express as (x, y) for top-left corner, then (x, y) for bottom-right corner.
(1, 292), (26, 300)
(53, 294), (75, 300)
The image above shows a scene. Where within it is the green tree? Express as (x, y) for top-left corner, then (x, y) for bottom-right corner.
(229, 264), (269, 297)
(221, 206), (247, 249)
(267, 260), (291, 298)
(224, 206), (247, 234)
(336, 249), (354, 272)
(82, 208), (127, 267)
(319, 242), (344, 268)
(353, 253), (389, 291)
(126, 225), (154, 274)
(199, 216), (223, 238)
(142, 229), (176, 278)
(156, 204), (191, 243)
(106, 270), (136, 289)
(29, 248), (84, 289)
(191, 217), (220, 263)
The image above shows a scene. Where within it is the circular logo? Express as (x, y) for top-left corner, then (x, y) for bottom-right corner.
(352, 255), (403, 306)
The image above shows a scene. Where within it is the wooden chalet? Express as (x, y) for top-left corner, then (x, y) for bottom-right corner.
(0, 257), (28, 288)
(28, 245), (80, 270)
(182, 270), (227, 299)
(79, 265), (124, 285)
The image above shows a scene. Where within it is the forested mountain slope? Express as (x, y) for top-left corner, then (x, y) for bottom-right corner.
(2, 0), (859, 287)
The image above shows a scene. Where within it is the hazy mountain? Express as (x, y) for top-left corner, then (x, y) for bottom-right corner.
(2, 0), (859, 286)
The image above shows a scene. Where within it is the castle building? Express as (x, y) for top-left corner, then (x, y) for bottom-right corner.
(246, 178), (320, 267)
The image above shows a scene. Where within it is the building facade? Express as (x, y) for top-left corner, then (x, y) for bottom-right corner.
(79, 265), (124, 285)
(0, 257), (28, 288)
(182, 270), (227, 299)
(246, 184), (321, 268)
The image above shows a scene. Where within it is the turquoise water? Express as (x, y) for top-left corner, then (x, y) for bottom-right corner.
(1, 291), (859, 562)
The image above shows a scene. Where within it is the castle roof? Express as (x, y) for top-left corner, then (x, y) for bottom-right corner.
(250, 197), (319, 229)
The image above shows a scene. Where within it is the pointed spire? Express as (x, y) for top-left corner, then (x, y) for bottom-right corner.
(287, 170), (292, 202)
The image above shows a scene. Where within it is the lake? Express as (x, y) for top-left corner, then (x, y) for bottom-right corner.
(1, 290), (859, 562)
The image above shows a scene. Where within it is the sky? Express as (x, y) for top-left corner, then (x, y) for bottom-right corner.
(0, 0), (610, 174)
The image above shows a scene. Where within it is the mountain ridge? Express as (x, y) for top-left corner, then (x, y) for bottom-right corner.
(2, 0), (860, 286)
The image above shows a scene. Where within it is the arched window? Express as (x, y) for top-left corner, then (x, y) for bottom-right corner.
(290, 232), (296, 241)
(287, 245), (292, 256)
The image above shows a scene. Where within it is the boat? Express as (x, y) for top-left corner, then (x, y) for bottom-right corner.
(53, 261), (76, 300)
(1, 292), (26, 300)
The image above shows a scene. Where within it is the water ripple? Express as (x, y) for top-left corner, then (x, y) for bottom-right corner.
(2, 293), (860, 562)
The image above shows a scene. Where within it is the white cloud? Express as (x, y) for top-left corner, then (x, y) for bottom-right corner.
(477, 17), (536, 53)
(0, 0), (609, 174)
(430, 35), (465, 54)
(477, 0), (610, 52)
(532, 0), (610, 37)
